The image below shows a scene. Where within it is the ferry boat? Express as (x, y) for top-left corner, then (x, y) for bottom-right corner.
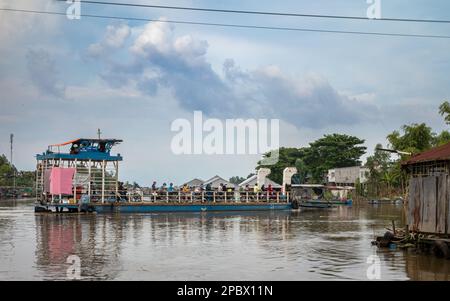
(34, 138), (294, 213)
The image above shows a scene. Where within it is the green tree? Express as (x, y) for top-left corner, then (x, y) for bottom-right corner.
(381, 171), (399, 195)
(302, 134), (366, 182)
(0, 154), (15, 186)
(0, 154), (35, 192)
(434, 130), (450, 146)
(258, 134), (366, 184)
(365, 144), (391, 196)
(387, 123), (435, 154)
(258, 147), (306, 184)
(439, 101), (450, 124)
(229, 176), (246, 185)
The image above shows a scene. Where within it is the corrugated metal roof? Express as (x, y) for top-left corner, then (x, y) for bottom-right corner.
(402, 142), (450, 165)
(49, 138), (123, 147)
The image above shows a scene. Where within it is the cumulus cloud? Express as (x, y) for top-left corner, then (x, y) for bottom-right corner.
(93, 20), (378, 129)
(88, 23), (131, 57)
(0, 0), (60, 46)
(26, 49), (65, 98)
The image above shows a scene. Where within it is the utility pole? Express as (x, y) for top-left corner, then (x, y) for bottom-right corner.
(97, 128), (102, 140)
(10, 134), (16, 198)
(375, 147), (412, 156)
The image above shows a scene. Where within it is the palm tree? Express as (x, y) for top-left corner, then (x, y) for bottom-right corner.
(381, 172), (399, 196)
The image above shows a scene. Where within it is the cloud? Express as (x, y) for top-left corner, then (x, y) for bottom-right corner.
(88, 23), (131, 57)
(93, 20), (379, 129)
(26, 49), (65, 98)
(0, 0), (60, 45)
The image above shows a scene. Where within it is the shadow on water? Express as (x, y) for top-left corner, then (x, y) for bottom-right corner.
(0, 199), (449, 280)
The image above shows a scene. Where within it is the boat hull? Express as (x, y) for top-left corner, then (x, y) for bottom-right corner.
(35, 202), (293, 213)
(95, 202), (292, 213)
(299, 202), (334, 209)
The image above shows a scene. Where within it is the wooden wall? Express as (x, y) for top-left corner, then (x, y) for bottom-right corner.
(407, 175), (449, 234)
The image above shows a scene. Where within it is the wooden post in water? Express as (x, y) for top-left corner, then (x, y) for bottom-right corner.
(276, 192), (279, 203)
(59, 158), (62, 204)
(73, 159), (77, 204)
(88, 159), (91, 200)
(115, 161), (119, 201)
(101, 160), (105, 203)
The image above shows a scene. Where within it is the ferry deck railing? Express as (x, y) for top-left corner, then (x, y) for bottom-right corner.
(47, 190), (290, 205)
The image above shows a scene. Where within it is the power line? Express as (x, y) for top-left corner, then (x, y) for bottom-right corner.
(2, 7), (450, 39)
(58, 0), (450, 24)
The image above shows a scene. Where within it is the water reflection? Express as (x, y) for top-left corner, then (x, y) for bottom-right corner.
(0, 200), (448, 280)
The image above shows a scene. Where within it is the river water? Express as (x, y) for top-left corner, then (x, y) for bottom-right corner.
(0, 199), (448, 281)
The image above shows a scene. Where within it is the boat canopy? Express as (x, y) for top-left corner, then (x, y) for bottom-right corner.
(37, 138), (123, 161)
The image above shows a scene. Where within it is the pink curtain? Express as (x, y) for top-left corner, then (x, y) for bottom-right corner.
(50, 167), (75, 195)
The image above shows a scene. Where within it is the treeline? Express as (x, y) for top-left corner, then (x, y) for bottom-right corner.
(0, 155), (35, 188)
(256, 101), (450, 198)
(257, 134), (366, 185)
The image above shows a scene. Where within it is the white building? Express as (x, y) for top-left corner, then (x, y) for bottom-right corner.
(327, 166), (369, 186)
(203, 175), (234, 189)
(238, 174), (282, 189)
(182, 178), (204, 188)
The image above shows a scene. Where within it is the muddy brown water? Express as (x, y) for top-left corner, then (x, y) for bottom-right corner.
(0, 199), (448, 280)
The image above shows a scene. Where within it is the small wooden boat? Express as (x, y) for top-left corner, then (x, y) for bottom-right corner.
(290, 184), (351, 209)
(299, 201), (334, 209)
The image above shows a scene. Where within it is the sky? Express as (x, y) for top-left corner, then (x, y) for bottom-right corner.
(0, 0), (449, 185)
